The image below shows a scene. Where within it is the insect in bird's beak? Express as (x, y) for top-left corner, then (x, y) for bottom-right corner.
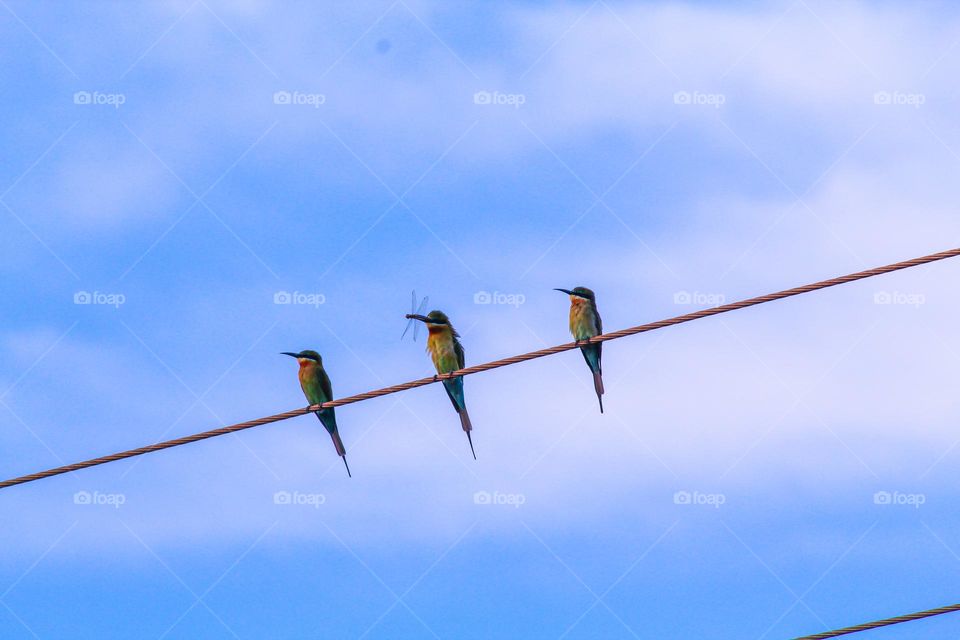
(406, 314), (432, 323)
(402, 290), (431, 342)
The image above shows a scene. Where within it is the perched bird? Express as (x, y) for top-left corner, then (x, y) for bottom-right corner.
(281, 350), (351, 477)
(406, 310), (476, 459)
(555, 287), (604, 413)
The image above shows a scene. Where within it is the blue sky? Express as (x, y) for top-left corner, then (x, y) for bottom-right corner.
(3, 0), (960, 638)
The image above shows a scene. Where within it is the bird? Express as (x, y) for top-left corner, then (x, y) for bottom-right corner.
(405, 310), (476, 459)
(281, 350), (351, 477)
(555, 287), (604, 413)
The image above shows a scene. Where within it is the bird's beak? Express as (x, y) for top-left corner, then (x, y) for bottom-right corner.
(280, 352), (300, 358)
(554, 288), (573, 296)
(406, 314), (432, 323)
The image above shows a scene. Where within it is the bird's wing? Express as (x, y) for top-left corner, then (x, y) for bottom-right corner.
(314, 367), (338, 433)
(592, 301), (603, 366)
(592, 301), (603, 335)
(319, 367), (334, 403)
(303, 366), (333, 406)
(454, 338), (466, 370)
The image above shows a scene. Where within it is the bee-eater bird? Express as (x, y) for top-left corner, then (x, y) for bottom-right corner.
(281, 350), (351, 477)
(405, 310), (476, 459)
(555, 287), (604, 413)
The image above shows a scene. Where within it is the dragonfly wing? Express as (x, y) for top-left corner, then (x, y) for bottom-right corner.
(402, 290), (417, 340)
(414, 296), (428, 341)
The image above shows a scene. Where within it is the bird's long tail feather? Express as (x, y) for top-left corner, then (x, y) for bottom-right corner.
(459, 409), (476, 459)
(329, 431), (351, 477)
(465, 430), (476, 460)
(329, 429), (346, 456)
(580, 344), (604, 414)
(593, 371), (604, 414)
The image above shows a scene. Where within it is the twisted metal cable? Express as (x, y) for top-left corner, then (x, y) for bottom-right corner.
(792, 602), (960, 639)
(2, 247), (959, 490)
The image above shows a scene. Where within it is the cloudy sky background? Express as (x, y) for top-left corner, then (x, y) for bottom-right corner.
(3, 0), (960, 637)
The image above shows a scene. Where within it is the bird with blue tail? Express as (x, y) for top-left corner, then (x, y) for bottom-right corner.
(555, 287), (604, 413)
(405, 310), (476, 459)
(281, 350), (351, 477)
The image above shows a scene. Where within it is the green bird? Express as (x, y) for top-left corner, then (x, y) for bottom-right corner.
(555, 286), (604, 413)
(281, 350), (351, 477)
(406, 310), (476, 459)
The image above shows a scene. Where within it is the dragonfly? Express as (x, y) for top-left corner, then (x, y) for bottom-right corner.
(401, 290), (429, 341)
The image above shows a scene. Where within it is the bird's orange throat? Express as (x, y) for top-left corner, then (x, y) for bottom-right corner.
(426, 327), (454, 355)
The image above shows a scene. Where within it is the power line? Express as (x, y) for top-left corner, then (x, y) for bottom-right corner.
(1, 247), (959, 490)
(793, 602), (960, 639)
